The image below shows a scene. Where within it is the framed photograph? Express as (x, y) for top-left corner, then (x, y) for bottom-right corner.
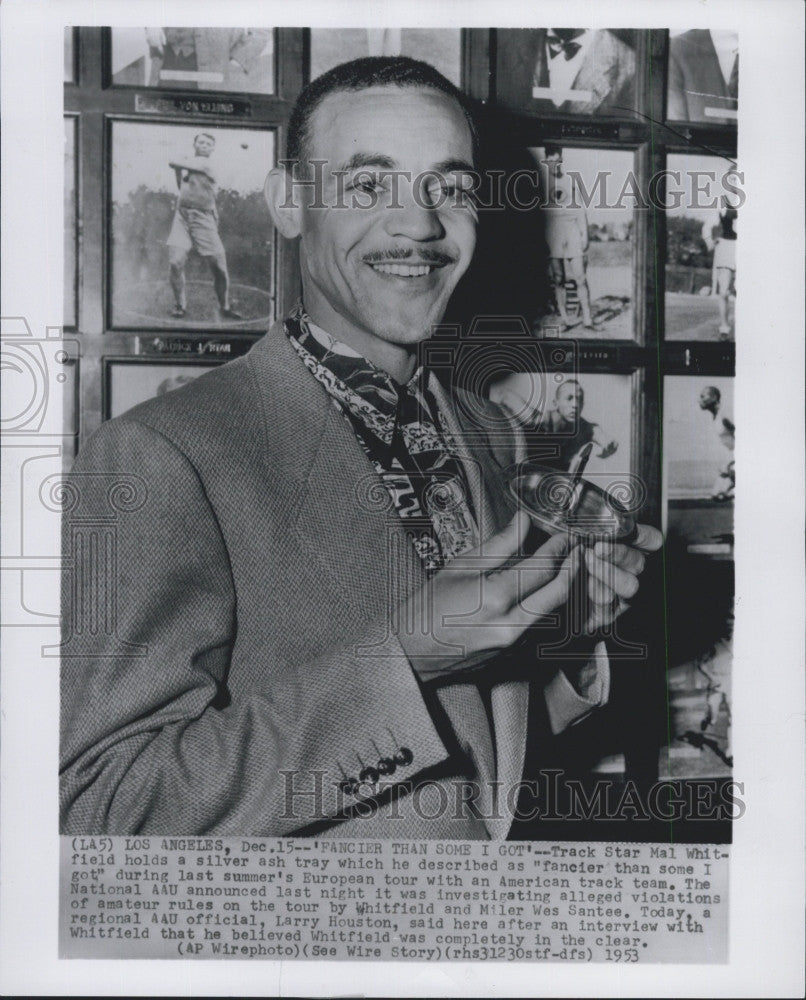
(103, 358), (220, 420)
(528, 145), (637, 340)
(109, 120), (275, 332)
(495, 28), (637, 117)
(660, 633), (733, 779)
(662, 374), (735, 781)
(310, 28), (461, 85)
(109, 28), (275, 94)
(64, 26), (76, 83)
(667, 28), (738, 125)
(64, 116), (78, 330)
(488, 369), (637, 481)
(663, 375), (735, 556)
(665, 153), (739, 341)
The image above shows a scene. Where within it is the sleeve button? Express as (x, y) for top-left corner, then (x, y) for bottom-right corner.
(359, 766), (379, 785)
(394, 746), (413, 766)
(377, 757), (396, 776)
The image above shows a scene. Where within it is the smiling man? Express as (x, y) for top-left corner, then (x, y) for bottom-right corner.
(60, 57), (661, 839)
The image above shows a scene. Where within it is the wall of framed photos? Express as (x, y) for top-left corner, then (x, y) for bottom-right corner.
(64, 26), (737, 786)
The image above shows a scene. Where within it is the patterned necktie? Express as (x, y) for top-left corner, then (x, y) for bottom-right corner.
(284, 305), (478, 572)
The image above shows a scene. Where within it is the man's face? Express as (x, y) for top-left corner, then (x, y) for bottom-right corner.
(556, 382), (583, 421)
(546, 152), (563, 177)
(699, 388), (719, 411)
(194, 135), (215, 157)
(295, 86), (477, 358)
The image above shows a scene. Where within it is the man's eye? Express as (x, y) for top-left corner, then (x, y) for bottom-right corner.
(424, 178), (455, 200)
(349, 173), (384, 194)
(425, 176), (477, 208)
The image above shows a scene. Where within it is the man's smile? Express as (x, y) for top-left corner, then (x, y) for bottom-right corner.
(362, 249), (454, 282)
(368, 261), (438, 277)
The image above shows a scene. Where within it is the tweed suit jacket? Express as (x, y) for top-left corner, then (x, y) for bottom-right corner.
(60, 322), (604, 839)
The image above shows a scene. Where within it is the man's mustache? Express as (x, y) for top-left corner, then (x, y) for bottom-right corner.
(362, 248), (455, 266)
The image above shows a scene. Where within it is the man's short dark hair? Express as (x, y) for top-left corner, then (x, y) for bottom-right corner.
(287, 56), (479, 168)
(544, 143), (563, 159)
(556, 378), (582, 398)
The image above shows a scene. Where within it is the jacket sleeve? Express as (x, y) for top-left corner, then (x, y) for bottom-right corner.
(59, 418), (449, 836)
(544, 642), (610, 734)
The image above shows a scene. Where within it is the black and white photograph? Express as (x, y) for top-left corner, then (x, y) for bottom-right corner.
(104, 358), (219, 419)
(496, 28), (637, 117)
(64, 51), (664, 848)
(664, 375), (735, 555)
(665, 154), (739, 341)
(311, 28), (461, 85)
(0, 2), (804, 996)
(662, 376), (735, 783)
(667, 28), (738, 124)
(110, 27), (275, 94)
(529, 146), (636, 339)
(489, 370), (634, 478)
(109, 121), (275, 331)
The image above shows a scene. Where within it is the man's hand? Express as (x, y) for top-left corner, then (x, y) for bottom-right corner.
(580, 523), (663, 633)
(399, 515), (581, 683)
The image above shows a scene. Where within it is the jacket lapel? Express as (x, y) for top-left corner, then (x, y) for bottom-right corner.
(430, 380), (530, 839)
(248, 324), (425, 618)
(248, 328), (526, 838)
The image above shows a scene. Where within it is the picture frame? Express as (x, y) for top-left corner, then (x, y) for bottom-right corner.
(108, 27), (276, 95)
(527, 144), (640, 341)
(108, 118), (276, 333)
(666, 28), (739, 126)
(663, 374), (735, 557)
(664, 151), (739, 342)
(102, 356), (222, 420)
(662, 373), (735, 782)
(495, 28), (638, 119)
(309, 28), (462, 86)
(488, 366), (642, 486)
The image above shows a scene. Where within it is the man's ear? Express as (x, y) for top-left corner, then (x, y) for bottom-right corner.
(264, 167), (302, 239)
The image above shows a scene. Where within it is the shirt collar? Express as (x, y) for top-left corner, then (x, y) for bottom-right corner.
(304, 317), (363, 358)
(289, 303), (426, 394)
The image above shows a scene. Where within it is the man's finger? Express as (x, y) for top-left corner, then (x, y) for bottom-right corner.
(512, 546), (581, 623)
(505, 531), (575, 596)
(632, 523), (663, 552)
(592, 541), (646, 575)
(462, 512), (530, 568)
(535, 530), (575, 560)
(587, 573), (619, 606)
(585, 549), (640, 600)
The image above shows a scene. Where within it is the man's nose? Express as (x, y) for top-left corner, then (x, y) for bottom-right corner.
(383, 185), (445, 242)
